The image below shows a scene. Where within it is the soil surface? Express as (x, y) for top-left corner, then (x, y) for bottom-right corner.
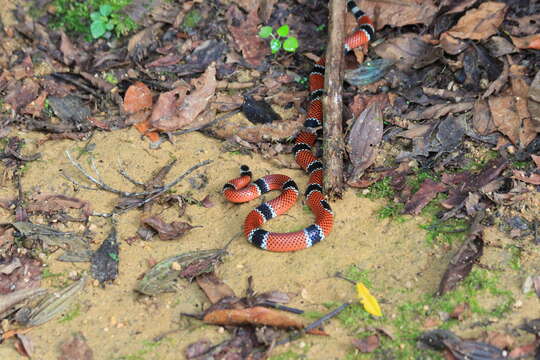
(0, 128), (538, 360)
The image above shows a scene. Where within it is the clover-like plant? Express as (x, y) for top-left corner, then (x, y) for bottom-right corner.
(258, 25), (299, 54)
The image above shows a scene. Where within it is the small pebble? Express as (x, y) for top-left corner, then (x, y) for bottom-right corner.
(171, 262), (182, 271)
(218, 327), (225, 334)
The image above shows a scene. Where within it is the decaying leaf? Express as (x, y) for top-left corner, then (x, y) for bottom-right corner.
(58, 332), (93, 360)
(141, 216), (195, 241)
(347, 102), (383, 183)
(374, 34), (441, 71)
(0, 288), (47, 318)
(135, 249), (226, 295)
(356, 0), (437, 30)
(419, 329), (507, 359)
(356, 282), (382, 317)
(512, 170), (540, 185)
(12, 222), (92, 262)
(352, 334), (380, 353)
(203, 306), (322, 333)
(150, 63), (217, 131)
(24, 276), (86, 327)
(90, 227), (119, 285)
(404, 179), (447, 215)
(123, 82), (153, 114)
(511, 34), (540, 50)
(437, 221), (483, 296)
(26, 194), (92, 218)
(196, 273), (236, 304)
(228, 5), (268, 66)
(446, 2), (507, 41)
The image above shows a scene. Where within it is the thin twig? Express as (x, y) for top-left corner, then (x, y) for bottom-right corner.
(276, 302), (350, 346)
(64, 150), (212, 198)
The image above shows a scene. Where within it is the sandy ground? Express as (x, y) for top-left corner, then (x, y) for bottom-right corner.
(0, 127), (537, 360)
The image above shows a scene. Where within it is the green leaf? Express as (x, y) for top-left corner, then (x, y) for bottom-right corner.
(270, 38), (281, 54)
(90, 12), (101, 21)
(283, 37), (299, 52)
(106, 22), (114, 30)
(276, 24), (289, 37)
(259, 26), (273, 39)
(91, 21), (107, 39)
(99, 4), (113, 16)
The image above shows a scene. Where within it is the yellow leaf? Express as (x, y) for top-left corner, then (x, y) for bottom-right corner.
(356, 282), (382, 317)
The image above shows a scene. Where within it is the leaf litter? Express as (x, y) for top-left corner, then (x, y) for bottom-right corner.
(0, 0), (539, 358)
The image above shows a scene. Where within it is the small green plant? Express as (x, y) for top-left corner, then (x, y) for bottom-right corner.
(51, 0), (137, 39)
(377, 203), (406, 222)
(60, 304), (81, 322)
(259, 25), (299, 54)
(358, 177), (394, 200)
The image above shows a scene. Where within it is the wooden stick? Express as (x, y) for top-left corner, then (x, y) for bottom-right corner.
(323, 0), (346, 198)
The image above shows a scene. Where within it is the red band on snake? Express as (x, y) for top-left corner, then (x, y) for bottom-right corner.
(223, 1), (374, 252)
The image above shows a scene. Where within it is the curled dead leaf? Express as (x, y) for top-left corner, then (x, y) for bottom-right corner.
(446, 2), (507, 41)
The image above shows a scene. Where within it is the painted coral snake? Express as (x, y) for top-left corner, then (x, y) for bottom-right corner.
(223, 1), (374, 252)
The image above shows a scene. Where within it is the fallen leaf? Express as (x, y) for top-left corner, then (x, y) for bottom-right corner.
(488, 96), (521, 144)
(347, 102), (383, 183)
(356, 0), (437, 30)
(437, 223), (483, 296)
(196, 273), (236, 304)
(90, 228), (119, 285)
(185, 339), (212, 359)
(21, 91), (47, 117)
(14, 333), (33, 358)
(472, 99), (495, 135)
(26, 194), (92, 218)
(150, 63), (216, 131)
(141, 216), (195, 241)
(404, 179), (447, 215)
(374, 33), (441, 71)
(404, 102), (474, 121)
(510, 34), (540, 50)
(227, 5), (268, 67)
(356, 282), (382, 317)
(512, 170), (540, 185)
(449, 303), (469, 320)
(352, 334), (380, 353)
(446, 2), (507, 40)
(135, 249), (226, 295)
(58, 332), (93, 360)
(203, 306), (322, 333)
(529, 71), (540, 130)
(123, 82), (153, 114)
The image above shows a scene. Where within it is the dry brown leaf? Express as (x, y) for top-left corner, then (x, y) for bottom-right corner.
(347, 102), (383, 183)
(150, 63), (216, 131)
(228, 5), (268, 67)
(203, 306), (325, 334)
(439, 32), (468, 55)
(529, 71), (540, 129)
(512, 170), (540, 185)
(404, 102), (474, 121)
(488, 96), (520, 144)
(123, 82), (153, 114)
(447, 2), (507, 40)
(357, 0), (437, 30)
(196, 273), (236, 304)
(352, 334), (380, 353)
(374, 33), (441, 71)
(404, 179), (447, 215)
(510, 34), (540, 50)
(141, 216), (195, 241)
(472, 99), (495, 135)
(509, 64), (537, 146)
(21, 91), (48, 117)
